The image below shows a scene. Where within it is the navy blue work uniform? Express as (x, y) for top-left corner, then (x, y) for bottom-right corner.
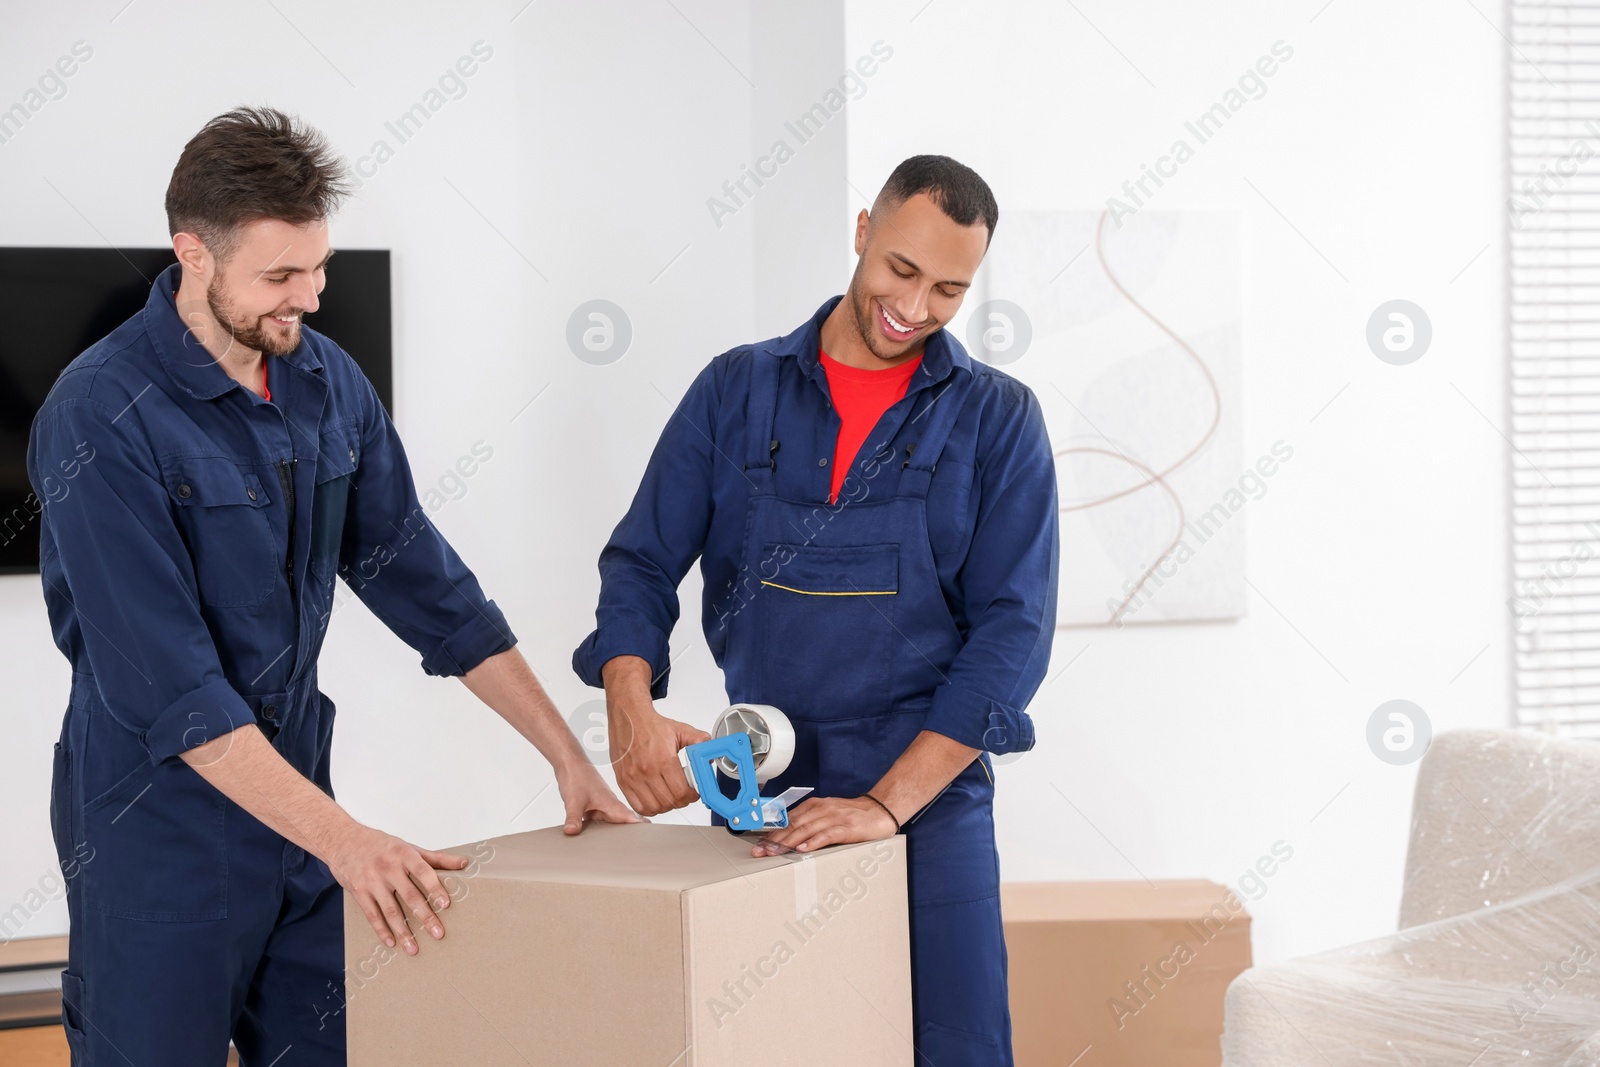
(28, 264), (514, 1065)
(574, 296), (1058, 1065)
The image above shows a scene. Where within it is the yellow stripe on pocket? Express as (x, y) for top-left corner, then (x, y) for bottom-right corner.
(759, 581), (897, 596)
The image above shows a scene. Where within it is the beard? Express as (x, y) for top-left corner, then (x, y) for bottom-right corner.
(205, 274), (301, 358)
(846, 262), (918, 363)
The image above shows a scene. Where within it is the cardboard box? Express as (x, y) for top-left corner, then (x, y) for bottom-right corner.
(344, 822), (912, 1066)
(1003, 880), (1252, 1067)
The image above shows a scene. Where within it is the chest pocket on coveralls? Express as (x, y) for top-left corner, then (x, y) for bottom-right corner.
(756, 543), (899, 718)
(160, 455), (274, 609)
(924, 459), (975, 557)
(310, 422), (359, 584)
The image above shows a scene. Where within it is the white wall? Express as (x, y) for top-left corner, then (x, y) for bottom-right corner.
(841, 0), (1509, 965)
(0, 0), (1510, 974)
(0, 0), (798, 941)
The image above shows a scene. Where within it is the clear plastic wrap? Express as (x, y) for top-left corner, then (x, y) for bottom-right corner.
(1223, 729), (1600, 1066)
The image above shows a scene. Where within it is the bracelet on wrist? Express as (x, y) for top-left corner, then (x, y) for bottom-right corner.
(863, 792), (901, 832)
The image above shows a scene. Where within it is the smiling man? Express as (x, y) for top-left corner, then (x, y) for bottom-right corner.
(29, 107), (635, 1065)
(574, 155), (1058, 1065)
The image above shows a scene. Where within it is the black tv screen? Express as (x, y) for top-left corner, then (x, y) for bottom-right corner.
(0, 247), (392, 575)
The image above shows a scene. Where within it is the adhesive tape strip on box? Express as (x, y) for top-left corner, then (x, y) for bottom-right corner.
(791, 852), (818, 921)
(712, 704), (796, 784)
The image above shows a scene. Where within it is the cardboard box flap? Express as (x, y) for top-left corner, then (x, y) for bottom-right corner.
(438, 822), (804, 892)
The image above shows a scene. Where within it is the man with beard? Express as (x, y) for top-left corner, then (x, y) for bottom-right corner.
(29, 107), (636, 1064)
(574, 155), (1058, 1065)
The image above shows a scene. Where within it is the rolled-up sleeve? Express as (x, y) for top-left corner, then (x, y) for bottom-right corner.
(572, 360), (722, 697)
(923, 384), (1059, 753)
(338, 380), (514, 676)
(30, 399), (258, 763)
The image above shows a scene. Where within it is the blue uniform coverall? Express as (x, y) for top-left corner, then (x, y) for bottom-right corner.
(28, 264), (514, 1065)
(574, 295), (1058, 1066)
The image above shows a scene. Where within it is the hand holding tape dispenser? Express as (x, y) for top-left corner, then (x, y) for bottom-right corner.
(678, 704), (813, 832)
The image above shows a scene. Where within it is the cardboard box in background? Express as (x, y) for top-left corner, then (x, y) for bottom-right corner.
(1004, 880), (1252, 1067)
(344, 823), (912, 1067)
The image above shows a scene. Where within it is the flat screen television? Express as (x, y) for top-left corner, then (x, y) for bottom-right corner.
(0, 246), (392, 575)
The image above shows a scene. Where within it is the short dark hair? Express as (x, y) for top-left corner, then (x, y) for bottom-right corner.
(165, 106), (351, 263)
(873, 154), (998, 243)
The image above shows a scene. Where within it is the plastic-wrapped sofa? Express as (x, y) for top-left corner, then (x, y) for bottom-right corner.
(1222, 729), (1600, 1065)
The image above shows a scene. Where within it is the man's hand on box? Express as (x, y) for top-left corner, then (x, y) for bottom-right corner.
(329, 824), (469, 956)
(750, 795), (898, 857)
(557, 760), (644, 834)
(748, 730), (981, 858)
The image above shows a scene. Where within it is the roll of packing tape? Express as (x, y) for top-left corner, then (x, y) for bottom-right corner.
(712, 703), (795, 784)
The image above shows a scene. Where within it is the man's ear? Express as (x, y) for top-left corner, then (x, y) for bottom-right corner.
(854, 208), (871, 257)
(172, 232), (210, 277)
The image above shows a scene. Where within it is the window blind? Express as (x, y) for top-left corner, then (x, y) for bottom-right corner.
(1511, 0), (1600, 736)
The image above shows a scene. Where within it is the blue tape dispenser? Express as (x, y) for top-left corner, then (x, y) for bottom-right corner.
(678, 704), (812, 832)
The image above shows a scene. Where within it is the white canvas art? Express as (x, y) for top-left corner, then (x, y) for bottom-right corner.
(967, 209), (1244, 627)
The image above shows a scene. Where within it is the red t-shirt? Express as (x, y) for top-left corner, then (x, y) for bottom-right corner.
(261, 362), (271, 402)
(819, 348), (922, 502)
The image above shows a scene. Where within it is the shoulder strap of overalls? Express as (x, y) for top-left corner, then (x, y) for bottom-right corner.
(897, 372), (968, 500)
(742, 349), (781, 494)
